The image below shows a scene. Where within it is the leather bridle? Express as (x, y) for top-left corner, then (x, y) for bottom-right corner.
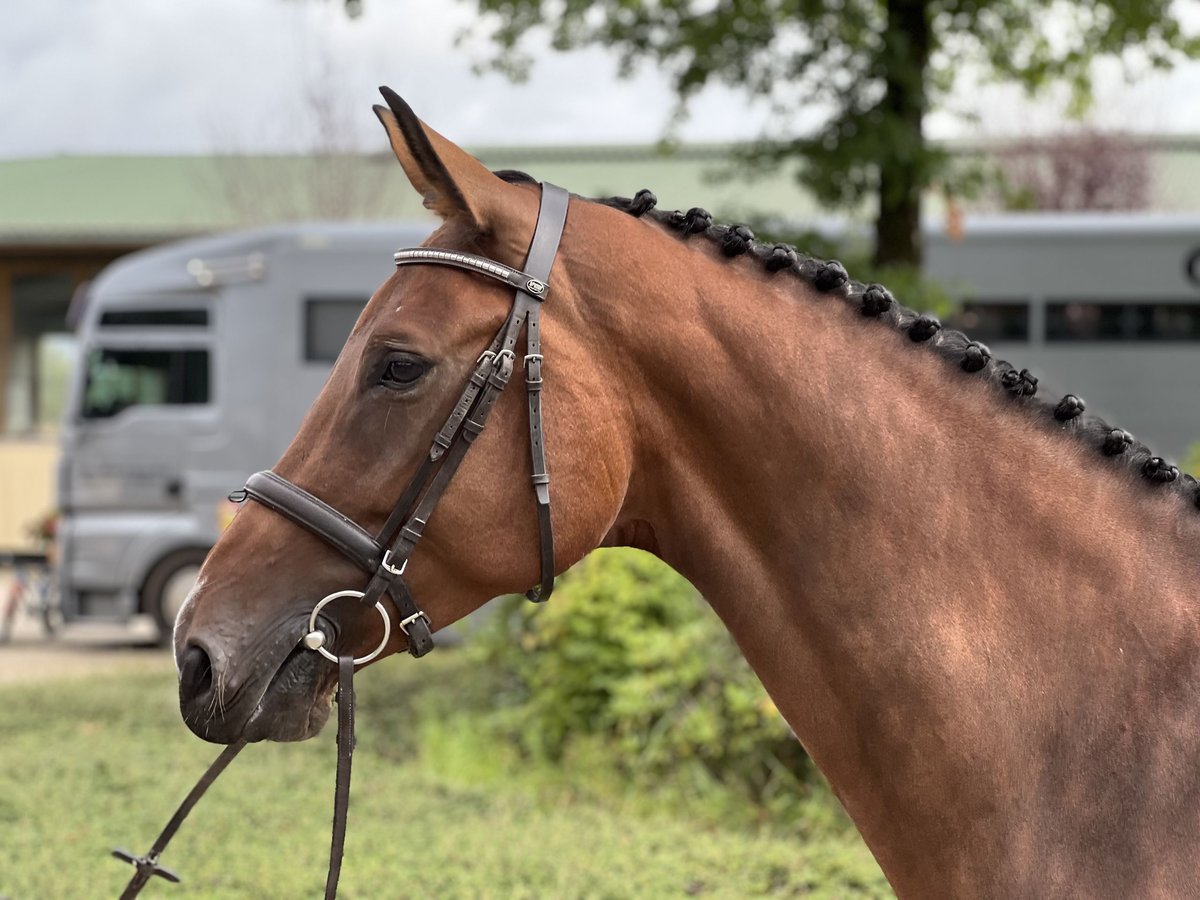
(242, 180), (570, 661)
(112, 182), (571, 899)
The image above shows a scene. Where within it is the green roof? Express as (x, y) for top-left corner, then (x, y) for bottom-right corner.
(0, 147), (822, 246)
(3, 139), (1198, 246)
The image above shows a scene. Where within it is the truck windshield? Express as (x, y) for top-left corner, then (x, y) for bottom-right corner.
(81, 348), (210, 419)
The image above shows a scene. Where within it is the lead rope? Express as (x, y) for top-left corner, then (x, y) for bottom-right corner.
(325, 654), (356, 900)
(111, 656), (359, 898)
(111, 740), (247, 898)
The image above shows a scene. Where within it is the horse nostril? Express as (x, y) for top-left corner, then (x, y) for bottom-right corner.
(180, 644), (215, 704)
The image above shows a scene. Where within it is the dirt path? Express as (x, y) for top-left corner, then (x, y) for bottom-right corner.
(0, 572), (173, 684)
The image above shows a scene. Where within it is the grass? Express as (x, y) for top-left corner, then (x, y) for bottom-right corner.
(0, 652), (890, 898)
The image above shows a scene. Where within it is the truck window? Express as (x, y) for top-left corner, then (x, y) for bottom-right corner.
(305, 298), (366, 363)
(99, 308), (209, 327)
(945, 302), (1030, 342)
(1047, 302), (1200, 342)
(81, 348), (210, 419)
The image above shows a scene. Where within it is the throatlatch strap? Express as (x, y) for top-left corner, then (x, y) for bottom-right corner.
(520, 184), (566, 603)
(112, 740), (247, 898)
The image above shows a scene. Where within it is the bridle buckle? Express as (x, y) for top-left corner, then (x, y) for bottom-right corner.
(381, 550), (407, 576)
(397, 610), (430, 636)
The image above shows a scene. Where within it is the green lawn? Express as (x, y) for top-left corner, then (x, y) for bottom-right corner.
(0, 652), (890, 898)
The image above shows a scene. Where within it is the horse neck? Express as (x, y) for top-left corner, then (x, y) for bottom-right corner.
(591, 237), (1200, 893)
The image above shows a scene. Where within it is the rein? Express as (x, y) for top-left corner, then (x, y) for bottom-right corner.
(111, 182), (570, 897)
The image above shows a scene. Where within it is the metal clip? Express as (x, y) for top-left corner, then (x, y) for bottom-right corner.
(304, 589), (391, 665)
(111, 849), (181, 886)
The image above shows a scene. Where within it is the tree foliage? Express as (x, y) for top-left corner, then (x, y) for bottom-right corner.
(454, 0), (1198, 266)
(1185, 442), (1200, 478)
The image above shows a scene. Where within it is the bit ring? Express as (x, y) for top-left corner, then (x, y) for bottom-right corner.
(303, 590), (391, 665)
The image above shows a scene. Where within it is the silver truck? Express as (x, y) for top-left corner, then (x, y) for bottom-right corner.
(58, 222), (432, 642)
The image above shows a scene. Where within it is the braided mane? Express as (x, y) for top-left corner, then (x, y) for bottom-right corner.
(493, 170), (1200, 512)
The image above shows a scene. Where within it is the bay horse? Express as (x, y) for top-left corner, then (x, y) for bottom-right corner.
(173, 87), (1200, 897)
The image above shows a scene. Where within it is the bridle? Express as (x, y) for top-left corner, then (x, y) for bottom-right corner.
(245, 179), (570, 660)
(111, 182), (571, 898)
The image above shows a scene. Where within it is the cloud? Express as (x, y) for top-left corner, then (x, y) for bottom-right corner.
(2, 0), (1198, 159)
(0, 0), (772, 157)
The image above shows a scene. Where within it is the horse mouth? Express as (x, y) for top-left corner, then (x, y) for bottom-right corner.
(242, 644), (338, 742)
(180, 622), (339, 744)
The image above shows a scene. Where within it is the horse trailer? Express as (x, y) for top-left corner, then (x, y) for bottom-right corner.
(928, 213), (1200, 461)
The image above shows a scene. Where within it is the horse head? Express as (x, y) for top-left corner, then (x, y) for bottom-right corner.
(173, 89), (638, 743)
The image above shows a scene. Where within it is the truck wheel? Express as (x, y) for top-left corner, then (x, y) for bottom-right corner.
(143, 549), (209, 646)
(38, 580), (63, 638)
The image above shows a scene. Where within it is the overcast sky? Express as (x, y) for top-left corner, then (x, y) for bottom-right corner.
(3, 0), (1200, 159)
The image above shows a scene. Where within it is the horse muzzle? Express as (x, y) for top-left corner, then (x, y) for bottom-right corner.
(178, 621), (338, 744)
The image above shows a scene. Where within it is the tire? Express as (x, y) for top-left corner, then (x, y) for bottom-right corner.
(38, 580), (63, 638)
(143, 549), (209, 647)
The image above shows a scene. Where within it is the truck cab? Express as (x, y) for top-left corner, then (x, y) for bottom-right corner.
(58, 222), (431, 642)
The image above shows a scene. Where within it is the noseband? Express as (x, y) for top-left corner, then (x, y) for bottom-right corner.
(238, 181), (570, 660)
(112, 183), (570, 899)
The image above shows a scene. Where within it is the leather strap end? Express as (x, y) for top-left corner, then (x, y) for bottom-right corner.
(405, 617), (435, 657)
(525, 583), (553, 604)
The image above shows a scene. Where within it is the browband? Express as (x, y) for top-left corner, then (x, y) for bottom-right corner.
(393, 248), (549, 299)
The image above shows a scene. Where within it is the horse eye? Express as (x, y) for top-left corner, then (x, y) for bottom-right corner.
(381, 357), (428, 388)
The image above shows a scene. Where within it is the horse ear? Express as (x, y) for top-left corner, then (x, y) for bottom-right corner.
(373, 86), (503, 230)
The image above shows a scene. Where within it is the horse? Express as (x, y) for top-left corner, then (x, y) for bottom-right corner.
(173, 87), (1200, 897)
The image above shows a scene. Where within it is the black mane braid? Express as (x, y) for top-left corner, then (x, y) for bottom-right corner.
(490, 170), (1195, 510)
(590, 182), (1198, 512)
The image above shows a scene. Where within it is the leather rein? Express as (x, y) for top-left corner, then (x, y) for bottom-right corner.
(111, 182), (571, 898)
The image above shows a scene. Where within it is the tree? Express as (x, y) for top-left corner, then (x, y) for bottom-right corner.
(439, 0), (1197, 268)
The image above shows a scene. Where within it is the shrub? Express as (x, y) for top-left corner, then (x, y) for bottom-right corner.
(1184, 442), (1200, 478)
(470, 548), (816, 816)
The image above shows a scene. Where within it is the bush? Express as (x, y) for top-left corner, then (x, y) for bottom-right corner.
(1184, 442), (1200, 477)
(470, 548), (817, 818)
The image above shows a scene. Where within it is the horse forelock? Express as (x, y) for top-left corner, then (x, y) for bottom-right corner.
(573, 183), (1200, 516)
